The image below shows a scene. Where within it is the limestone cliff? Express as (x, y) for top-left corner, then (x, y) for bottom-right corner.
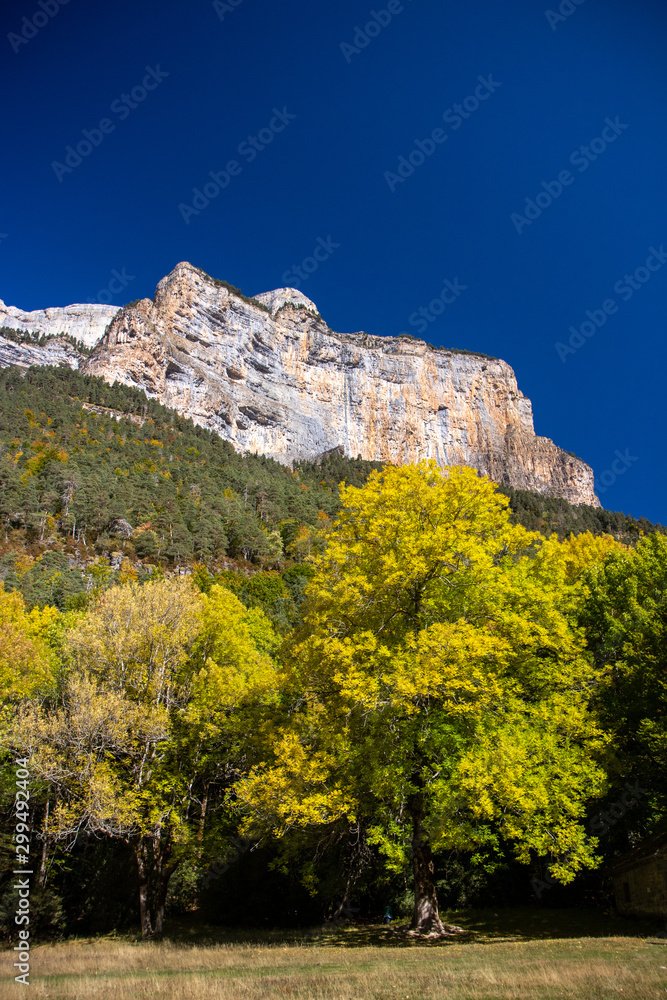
(0, 299), (119, 348)
(82, 262), (599, 506)
(0, 333), (85, 370)
(0, 299), (120, 370)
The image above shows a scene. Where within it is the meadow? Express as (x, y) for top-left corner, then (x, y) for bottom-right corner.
(5, 909), (666, 1000)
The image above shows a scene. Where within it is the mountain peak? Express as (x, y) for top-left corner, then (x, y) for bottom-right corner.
(159, 264), (320, 317)
(253, 287), (319, 316)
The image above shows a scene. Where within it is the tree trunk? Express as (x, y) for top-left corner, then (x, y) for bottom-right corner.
(153, 887), (167, 936)
(152, 827), (174, 936)
(193, 788), (209, 908)
(133, 830), (175, 937)
(134, 838), (153, 938)
(153, 854), (179, 937)
(409, 790), (446, 937)
(197, 787), (209, 847)
(39, 791), (50, 888)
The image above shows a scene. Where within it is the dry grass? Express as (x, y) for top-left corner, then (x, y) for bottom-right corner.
(3, 913), (667, 1000)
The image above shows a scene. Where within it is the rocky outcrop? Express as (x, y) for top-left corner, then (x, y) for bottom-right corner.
(253, 287), (319, 315)
(0, 299), (120, 370)
(0, 299), (119, 349)
(0, 333), (85, 370)
(83, 262), (599, 506)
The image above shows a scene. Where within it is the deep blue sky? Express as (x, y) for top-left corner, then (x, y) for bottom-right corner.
(2, 0), (666, 522)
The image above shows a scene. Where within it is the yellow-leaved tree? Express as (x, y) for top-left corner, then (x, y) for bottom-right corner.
(0, 584), (58, 704)
(8, 578), (277, 936)
(239, 463), (611, 935)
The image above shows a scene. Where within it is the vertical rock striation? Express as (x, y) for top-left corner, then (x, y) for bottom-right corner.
(0, 299), (119, 349)
(82, 262), (599, 506)
(0, 299), (121, 370)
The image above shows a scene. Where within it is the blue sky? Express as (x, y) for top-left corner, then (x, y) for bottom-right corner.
(2, 0), (666, 522)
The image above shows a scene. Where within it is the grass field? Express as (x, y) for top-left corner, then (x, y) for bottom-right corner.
(4, 909), (667, 999)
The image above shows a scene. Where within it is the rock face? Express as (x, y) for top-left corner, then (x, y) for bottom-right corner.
(0, 334), (85, 370)
(83, 262), (599, 506)
(0, 299), (119, 349)
(0, 298), (120, 371)
(253, 287), (319, 315)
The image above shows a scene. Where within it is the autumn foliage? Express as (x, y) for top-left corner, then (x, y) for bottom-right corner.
(1, 460), (663, 938)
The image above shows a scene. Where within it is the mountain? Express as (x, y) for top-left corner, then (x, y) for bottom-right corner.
(0, 263), (599, 505)
(0, 299), (119, 369)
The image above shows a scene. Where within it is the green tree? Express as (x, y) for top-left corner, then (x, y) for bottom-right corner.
(579, 532), (667, 835)
(0, 458), (23, 542)
(6, 577), (278, 937)
(240, 463), (607, 935)
(187, 584), (278, 873)
(134, 530), (158, 558)
(9, 579), (203, 936)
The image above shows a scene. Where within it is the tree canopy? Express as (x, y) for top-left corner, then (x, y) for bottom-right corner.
(5, 577), (278, 936)
(239, 463), (610, 934)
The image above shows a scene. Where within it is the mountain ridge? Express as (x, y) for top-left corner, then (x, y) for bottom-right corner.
(0, 262), (600, 506)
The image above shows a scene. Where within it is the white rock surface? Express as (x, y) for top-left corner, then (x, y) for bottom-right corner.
(253, 287), (319, 315)
(0, 299), (119, 349)
(0, 333), (84, 370)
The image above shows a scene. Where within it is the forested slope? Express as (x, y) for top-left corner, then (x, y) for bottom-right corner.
(0, 365), (661, 613)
